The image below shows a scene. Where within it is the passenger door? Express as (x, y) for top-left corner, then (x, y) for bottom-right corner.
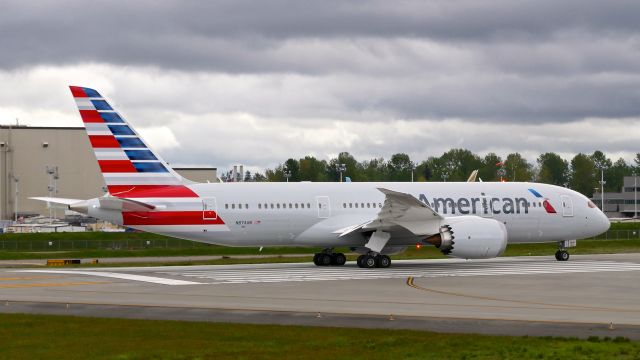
(202, 197), (218, 220)
(316, 196), (331, 218)
(560, 195), (573, 217)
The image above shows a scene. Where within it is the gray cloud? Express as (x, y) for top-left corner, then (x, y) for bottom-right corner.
(0, 1), (639, 170)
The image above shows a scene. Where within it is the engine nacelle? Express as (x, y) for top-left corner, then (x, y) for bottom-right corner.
(426, 216), (508, 259)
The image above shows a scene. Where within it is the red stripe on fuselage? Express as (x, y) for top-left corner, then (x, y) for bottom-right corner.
(79, 110), (103, 123)
(99, 160), (137, 173)
(70, 86), (87, 97)
(89, 135), (120, 148)
(108, 185), (198, 198)
(123, 211), (225, 225)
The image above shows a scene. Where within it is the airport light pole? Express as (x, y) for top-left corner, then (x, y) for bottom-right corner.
(13, 177), (18, 222)
(634, 172), (637, 218)
(284, 169), (291, 183)
(411, 165), (415, 182)
(337, 163), (346, 182)
(599, 167), (606, 211)
(442, 172), (449, 182)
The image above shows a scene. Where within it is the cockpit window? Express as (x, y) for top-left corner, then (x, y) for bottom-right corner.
(588, 200), (596, 208)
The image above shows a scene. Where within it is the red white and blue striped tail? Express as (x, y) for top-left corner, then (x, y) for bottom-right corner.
(70, 86), (196, 198)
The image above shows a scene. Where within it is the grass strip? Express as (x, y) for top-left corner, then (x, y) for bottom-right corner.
(0, 313), (638, 360)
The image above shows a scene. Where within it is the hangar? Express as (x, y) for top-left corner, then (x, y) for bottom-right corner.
(0, 126), (218, 220)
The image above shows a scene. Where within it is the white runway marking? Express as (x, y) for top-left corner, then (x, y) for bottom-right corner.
(158, 260), (640, 285)
(15, 270), (203, 285)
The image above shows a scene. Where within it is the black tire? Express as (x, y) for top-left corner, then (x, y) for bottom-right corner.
(357, 255), (366, 268)
(554, 251), (561, 261)
(319, 253), (332, 266)
(332, 253), (346, 266)
(378, 255), (391, 268)
(313, 253), (321, 266)
(364, 255), (377, 268)
(559, 251), (570, 261)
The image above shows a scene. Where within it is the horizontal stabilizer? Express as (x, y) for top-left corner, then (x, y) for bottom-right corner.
(29, 197), (83, 208)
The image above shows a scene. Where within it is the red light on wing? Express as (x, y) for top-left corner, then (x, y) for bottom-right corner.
(416, 244), (422, 249)
(543, 199), (557, 214)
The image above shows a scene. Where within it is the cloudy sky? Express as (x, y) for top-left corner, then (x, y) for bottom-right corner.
(1, 0), (639, 173)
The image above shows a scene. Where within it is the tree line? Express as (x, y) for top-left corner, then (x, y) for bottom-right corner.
(221, 149), (640, 197)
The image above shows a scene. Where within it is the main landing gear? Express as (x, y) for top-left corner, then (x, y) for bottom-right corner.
(357, 254), (391, 269)
(313, 251), (346, 266)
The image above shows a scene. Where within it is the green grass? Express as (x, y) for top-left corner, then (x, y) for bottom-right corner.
(0, 222), (639, 263)
(0, 314), (637, 359)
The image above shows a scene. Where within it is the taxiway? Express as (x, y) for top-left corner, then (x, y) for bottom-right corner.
(1, 254), (639, 339)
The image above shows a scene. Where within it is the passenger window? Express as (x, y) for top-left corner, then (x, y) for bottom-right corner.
(355, 203), (359, 208)
(289, 203), (292, 209)
(232, 204), (235, 209)
(378, 203), (382, 208)
(270, 203), (274, 209)
(225, 204), (229, 209)
(367, 203), (370, 208)
(277, 204), (280, 209)
(361, 203), (364, 208)
(258, 204), (262, 209)
(349, 203), (353, 208)
(295, 203), (299, 209)
(245, 204), (249, 209)
(343, 203), (346, 208)
(307, 203), (311, 208)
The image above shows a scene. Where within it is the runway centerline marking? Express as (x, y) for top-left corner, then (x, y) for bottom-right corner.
(13, 270), (204, 286)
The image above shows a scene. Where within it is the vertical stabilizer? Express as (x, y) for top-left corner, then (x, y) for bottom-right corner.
(70, 86), (196, 198)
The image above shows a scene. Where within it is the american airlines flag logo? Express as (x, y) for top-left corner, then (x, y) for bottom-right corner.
(528, 188), (557, 214)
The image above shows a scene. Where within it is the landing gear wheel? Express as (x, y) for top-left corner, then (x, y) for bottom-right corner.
(363, 255), (377, 268)
(318, 253), (332, 266)
(357, 255), (366, 268)
(313, 253), (321, 266)
(377, 255), (391, 268)
(331, 253), (346, 266)
(555, 250), (569, 261)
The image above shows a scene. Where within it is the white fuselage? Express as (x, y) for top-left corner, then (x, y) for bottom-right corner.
(88, 181), (610, 249)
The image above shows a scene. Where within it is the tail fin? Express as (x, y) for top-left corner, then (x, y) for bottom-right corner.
(70, 86), (196, 198)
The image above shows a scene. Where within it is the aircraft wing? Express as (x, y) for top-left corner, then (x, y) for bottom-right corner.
(334, 187), (443, 237)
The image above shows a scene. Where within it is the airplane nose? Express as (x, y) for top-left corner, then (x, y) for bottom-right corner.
(593, 209), (610, 235)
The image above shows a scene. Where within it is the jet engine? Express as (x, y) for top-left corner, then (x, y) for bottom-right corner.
(425, 216), (508, 259)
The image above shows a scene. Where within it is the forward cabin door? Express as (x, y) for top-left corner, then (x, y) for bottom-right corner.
(317, 196), (331, 218)
(561, 195), (573, 217)
(202, 197), (218, 220)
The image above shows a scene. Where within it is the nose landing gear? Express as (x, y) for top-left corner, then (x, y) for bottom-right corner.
(555, 250), (570, 261)
(555, 240), (573, 261)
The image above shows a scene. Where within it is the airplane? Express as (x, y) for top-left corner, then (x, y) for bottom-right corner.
(32, 86), (611, 268)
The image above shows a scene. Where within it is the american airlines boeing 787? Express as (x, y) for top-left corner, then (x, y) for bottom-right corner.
(33, 86), (610, 268)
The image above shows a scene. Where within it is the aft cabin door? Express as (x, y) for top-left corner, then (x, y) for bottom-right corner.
(203, 197), (218, 220)
(560, 195), (573, 217)
(317, 196), (331, 218)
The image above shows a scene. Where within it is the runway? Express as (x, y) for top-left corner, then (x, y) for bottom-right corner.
(1, 253), (640, 339)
